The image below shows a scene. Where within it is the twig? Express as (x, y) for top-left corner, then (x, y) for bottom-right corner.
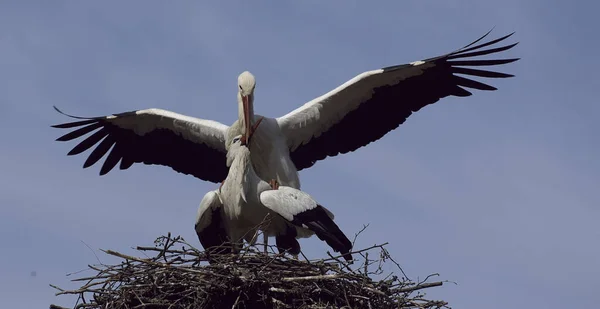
(353, 223), (370, 247)
(231, 291), (242, 308)
(281, 274), (340, 282)
(80, 240), (103, 266)
(319, 242), (389, 263)
(397, 281), (443, 293)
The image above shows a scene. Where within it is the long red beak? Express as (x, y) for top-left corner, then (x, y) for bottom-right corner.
(242, 95), (252, 145)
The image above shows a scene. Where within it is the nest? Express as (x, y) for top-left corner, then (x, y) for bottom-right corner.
(50, 232), (449, 309)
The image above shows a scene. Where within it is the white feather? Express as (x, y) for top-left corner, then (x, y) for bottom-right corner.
(114, 108), (228, 150)
(259, 187), (317, 222)
(195, 190), (222, 232)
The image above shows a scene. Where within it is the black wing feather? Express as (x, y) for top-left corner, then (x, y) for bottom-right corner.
(56, 122), (103, 141)
(84, 134), (116, 168)
(196, 208), (232, 262)
(452, 75), (497, 91)
(450, 67), (514, 78)
(291, 205), (353, 261)
(101, 141), (124, 176)
(51, 119), (97, 129)
(67, 128), (108, 156)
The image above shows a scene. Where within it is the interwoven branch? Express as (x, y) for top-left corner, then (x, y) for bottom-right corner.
(50, 233), (450, 309)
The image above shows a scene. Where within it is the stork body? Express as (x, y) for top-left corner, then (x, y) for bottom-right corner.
(216, 134), (353, 260)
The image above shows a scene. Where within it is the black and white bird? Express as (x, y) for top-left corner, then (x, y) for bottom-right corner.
(52, 30), (519, 191)
(195, 130), (353, 261)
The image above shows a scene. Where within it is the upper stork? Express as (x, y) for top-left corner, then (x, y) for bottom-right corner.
(52, 30), (519, 189)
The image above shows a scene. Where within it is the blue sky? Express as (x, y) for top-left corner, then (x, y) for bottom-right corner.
(1, 1), (598, 308)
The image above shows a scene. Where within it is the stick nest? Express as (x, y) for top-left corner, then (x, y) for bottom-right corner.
(50, 233), (449, 309)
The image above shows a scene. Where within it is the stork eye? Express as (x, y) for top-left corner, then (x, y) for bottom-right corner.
(239, 85), (243, 90)
(233, 136), (241, 143)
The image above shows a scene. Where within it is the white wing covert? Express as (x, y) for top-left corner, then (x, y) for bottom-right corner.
(195, 190), (223, 231)
(259, 186), (318, 222)
(195, 190), (232, 256)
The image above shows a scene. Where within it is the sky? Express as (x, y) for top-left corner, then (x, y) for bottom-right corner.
(1, 1), (599, 308)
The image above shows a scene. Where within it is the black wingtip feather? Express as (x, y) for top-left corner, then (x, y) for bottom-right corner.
(453, 31), (516, 56)
(453, 75), (497, 91)
(451, 86), (473, 97)
(100, 142), (124, 175)
(55, 122), (103, 141)
(51, 119), (98, 129)
(458, 27), (495, 51)
(448, 42), (519, 60)
(119, 156), (135, 170)
(448, 58), (520, 67)
(53, 105), (102, 120)
(67, 128), (109, 156)
(83, 135), (116, 169)
(451, 67), (514, 78)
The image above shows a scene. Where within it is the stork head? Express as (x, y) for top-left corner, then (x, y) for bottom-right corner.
(232, 134), (245, 147)
(237, 71), (256, 146)
(227, 134), (252, 166)
(237, 71), (256, 97)
(232, 126), (254, 148)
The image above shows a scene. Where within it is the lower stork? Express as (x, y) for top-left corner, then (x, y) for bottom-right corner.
(195, 129), (353, 261)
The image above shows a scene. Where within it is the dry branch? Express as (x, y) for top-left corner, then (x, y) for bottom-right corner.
(50, 234), (449, 309)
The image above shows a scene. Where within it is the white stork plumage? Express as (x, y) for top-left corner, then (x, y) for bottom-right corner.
(195, 131), (353, 261)
(52, 30), (519, 190)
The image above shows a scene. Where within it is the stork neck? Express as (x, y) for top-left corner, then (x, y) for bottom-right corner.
(227, 146), (254, 185)
(222, 145), (258, 202)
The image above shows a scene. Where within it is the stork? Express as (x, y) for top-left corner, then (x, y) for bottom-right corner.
(52, 30), (518, 189)
(195, 126), (353, 261)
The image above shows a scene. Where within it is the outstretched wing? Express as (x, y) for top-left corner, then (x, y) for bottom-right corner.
(52, 106), (229, 183)
(277, 30), (519, 170)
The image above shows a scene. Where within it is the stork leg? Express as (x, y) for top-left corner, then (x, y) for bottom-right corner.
(269, 179), (280, 190)
(263, 232), (268, 254)
(265, 180), (279, 255)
